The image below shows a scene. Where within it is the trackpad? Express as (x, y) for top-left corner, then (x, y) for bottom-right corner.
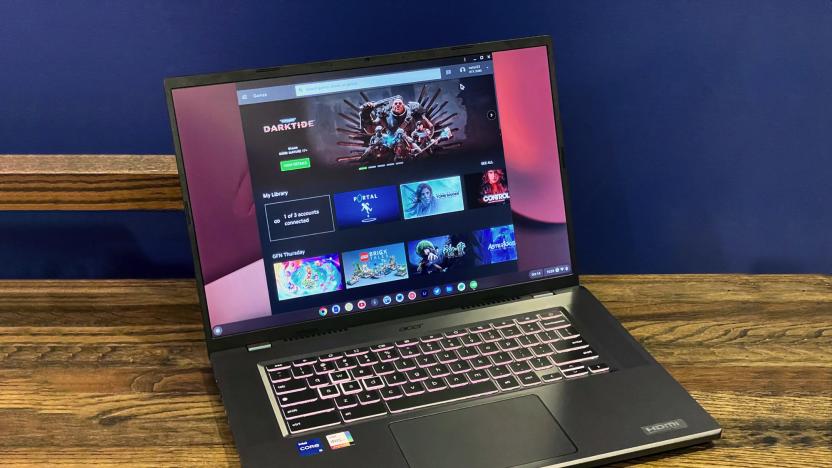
(389, 396), (576, 468)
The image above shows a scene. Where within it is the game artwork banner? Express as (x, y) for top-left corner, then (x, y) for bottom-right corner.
(273, 253), (345, 301)
(400, 175), (465, 220)
(341, 242), (410, 289)
(464, 168), (511, 208)
(333, 185), (400, 229)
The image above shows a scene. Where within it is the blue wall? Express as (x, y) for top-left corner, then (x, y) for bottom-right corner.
(1, 0), (830, 277)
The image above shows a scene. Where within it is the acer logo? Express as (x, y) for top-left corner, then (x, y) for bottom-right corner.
(399, 324), (422, 332)
(641, 419), (688, 436)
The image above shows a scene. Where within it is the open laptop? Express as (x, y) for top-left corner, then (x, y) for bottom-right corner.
(165, 35), (720, 467)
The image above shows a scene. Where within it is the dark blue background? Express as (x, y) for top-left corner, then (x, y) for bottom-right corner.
(2, 0), (830, 278)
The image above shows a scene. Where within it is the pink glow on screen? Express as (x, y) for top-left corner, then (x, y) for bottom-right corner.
(493, 46), (566, 224)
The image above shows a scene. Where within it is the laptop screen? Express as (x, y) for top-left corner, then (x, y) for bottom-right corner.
(171, 45), (572, 338)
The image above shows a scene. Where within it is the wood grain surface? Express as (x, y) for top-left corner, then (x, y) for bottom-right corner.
(0, 275), (829, 467)
(0, 155), (181, 210)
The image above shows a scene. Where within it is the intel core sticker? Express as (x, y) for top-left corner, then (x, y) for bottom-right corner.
(326, 431), (355, 450)
(296, 438), (324, 457)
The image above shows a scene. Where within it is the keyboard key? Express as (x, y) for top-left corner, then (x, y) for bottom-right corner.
(519, 372), (542, 387)
(537, 309), (565, 320)
(514, 314), (539, 324)
(509, 361), (532, 375)
(552, 348), (598, 366)
(291, 366), (314, 379)
(553, 338), (589, 353)
(340, 381), (362, 395)
(460, 334), (483, 347)
(488, 365), (511, 379)
(449, 360), (472, 374)
(380, 386), (404, 400)
(542, 318), (571, 330)
(457, 347), (479, 360)
(467, 370), (490, 383)
(386, 381), (498, 413)
(492, 320), (514, 329)
(370, 343), (393, 352)
(273, 379), (307, 395)
(520, 322), (543, 335)
(356, 353), (379, 367)
(419, 341), (442, 354)
(384, 372), (408, 386)
(376, 349), (400, 362)
(468, 324), (491, 333)
(276, 388), (318, 407)
(511, 348), (534, 361)
(266, 362), (291, 371)
(319, 351), (343, 362)
(498, 339), (520, 351)
(334, 395), (358, 409)
(425, 377), (448, 392)
(500, 326), (523, 338)
(399, 346), (420, 358)
(490, 352), (513, 365)
(335, 356), (358, 371)
(480, 330), (502, 342)
(477, 342), (500, 356)
(287, 410), (341, 434)
(329, 370), (351, 384)
(372, 362), (396, 376)
(292, 358), (316, 367)
(307, 375), (330, 388)
(557, 326), (580, 340)
(318, 385), (340, 399)
(447, 374), (468, 388)
(536, 331), (560, 343)
(494, 375), (521, 391)
(588, 363), (610, 374)
(402, 381), (426, 396)
(436, 350), (458, 364)
(516, 334), (539, 347)
(267, 369), (292, 383)
(420, 334), (443, 342)
(439, 337), (462, 350)
(541, 372), (563, 383)
(444, 328), (468, 338)
(357, 390), (381, 405)
(562, 366), (589, 379)
(395, 338), (419, 348)
(363, 377), (385, 391)
(395, 358), (417, 372)
(340, 401), (387, 422)
(531, 343), (554, 357)
(427, 364), (451, 378)
(530, 356), (554, 371)
(351, 367), (373, 379)
(470, 356), (492, 370)
(405, 368), (429, 382)
(344, 347), (368, 357)
(282, 398), (335, 420)
(415, 354), (438, 368)
(313, 361), (336, 374)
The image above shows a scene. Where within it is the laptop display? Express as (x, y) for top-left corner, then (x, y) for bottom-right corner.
(171, 45), (571, 338)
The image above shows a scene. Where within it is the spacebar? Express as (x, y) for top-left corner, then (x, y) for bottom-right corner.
(386, 381), (499, 414)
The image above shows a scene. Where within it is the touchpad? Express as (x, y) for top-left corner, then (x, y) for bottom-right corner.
(389, 396), (576, 468)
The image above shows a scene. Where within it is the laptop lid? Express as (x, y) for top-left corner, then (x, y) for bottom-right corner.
(165, 36), (578, 353)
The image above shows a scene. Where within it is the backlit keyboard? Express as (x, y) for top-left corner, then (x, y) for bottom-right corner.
(262, 307), (610, 435)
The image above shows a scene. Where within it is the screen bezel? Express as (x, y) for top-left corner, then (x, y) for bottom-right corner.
(164, 35), (580, 354)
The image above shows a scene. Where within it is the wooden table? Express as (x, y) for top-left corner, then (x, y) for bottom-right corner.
(0, 274), (829, 467)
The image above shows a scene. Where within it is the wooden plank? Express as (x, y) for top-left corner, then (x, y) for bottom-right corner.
(0, 275), (828, 467)
(0, 155), (181, 210)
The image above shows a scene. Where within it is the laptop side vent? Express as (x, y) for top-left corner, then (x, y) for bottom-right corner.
(282, 327), (349, 342)
(460, 296), (521, 310)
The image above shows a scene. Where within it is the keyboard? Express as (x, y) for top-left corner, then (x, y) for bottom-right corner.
(262, 307), (610, 435)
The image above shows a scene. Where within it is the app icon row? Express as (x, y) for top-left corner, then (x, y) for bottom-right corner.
(316, 280), (479, 317)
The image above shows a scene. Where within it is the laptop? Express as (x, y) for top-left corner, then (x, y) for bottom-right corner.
(165, 35), (721, 467)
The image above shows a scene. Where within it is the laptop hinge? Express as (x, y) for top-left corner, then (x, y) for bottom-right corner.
(532, 291), (554, 299)
(247, 342), (272, 352)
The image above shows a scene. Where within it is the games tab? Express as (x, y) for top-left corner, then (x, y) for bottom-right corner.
(342, 243), (410, 289)
(400, 176), (465, 220)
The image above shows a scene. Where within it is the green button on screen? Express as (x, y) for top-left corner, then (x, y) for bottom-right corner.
(280, 157), (311, 171)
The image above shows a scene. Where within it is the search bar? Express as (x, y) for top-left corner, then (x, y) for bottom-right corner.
(294, 68), (442, 97)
